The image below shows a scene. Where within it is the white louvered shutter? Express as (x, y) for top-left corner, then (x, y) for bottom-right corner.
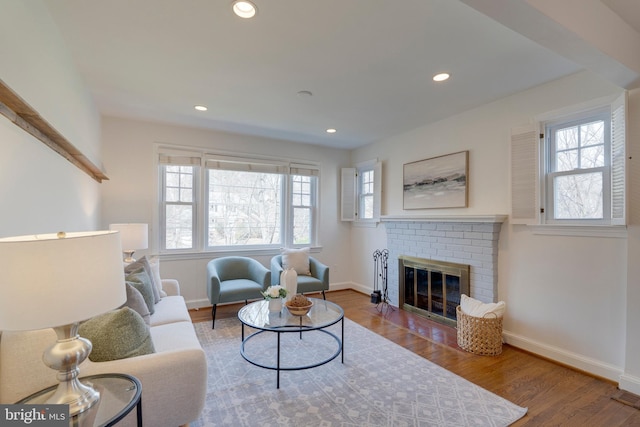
(611, 92), (627, 225)
(511, 124), (540, 225)
(341, 168), (356, 221)
(372, 161), (382, 220)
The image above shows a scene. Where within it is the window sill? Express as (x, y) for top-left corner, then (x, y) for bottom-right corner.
(529, 224), (627, 238)
(156, 246), (324, 261)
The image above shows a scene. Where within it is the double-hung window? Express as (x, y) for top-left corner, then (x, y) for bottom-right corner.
(290, 174), (315, 245)
(159, 148), (319, 252)
(359, 169), (375, 220)
(510, 93), (626, 228)
(545, 110), (610, 223)
(159, 153), (200, 250)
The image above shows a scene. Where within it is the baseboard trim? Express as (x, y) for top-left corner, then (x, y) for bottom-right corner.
(186, 298), (212, 310)
(503, 330), (622, 383)
(329, 281), (369, 294)
(185, 282), (368, 310)
(619, 373), (640, 395)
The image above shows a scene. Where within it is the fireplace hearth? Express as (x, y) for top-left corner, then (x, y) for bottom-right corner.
(399, 255), (470, 326)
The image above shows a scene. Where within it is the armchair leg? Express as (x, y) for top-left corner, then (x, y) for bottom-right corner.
(322, 290), (326, 300)
(211, 304), (217, 329)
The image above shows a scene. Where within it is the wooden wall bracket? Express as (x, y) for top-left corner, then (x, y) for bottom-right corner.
(0, 78), (108, 183)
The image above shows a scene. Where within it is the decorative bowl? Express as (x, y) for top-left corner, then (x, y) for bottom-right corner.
(285, 300), (314, 316)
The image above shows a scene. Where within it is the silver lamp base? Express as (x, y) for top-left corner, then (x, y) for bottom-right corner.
(123, 250), (136, 264)
(42, 323), (100, 416)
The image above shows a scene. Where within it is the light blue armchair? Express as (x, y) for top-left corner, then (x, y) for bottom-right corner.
(206, 256), (270, 329)
(271, 255), (329, 299)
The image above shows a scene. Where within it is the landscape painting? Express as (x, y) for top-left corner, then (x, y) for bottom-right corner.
(403, 151), (468, 209)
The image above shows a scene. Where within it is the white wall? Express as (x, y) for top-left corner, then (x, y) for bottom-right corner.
(0, 1), (102, 237)
(100, 117), (353, 307)
(622, 88), (640, 393)
(351, 70), (634, 382)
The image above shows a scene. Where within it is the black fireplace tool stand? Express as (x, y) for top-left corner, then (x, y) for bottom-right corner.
(372, 249), (394, 314)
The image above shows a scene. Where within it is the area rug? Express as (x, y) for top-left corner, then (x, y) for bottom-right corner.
(192, 317), (527, 426)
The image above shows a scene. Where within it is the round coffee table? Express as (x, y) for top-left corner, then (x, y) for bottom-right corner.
(238, 297), (344, 388)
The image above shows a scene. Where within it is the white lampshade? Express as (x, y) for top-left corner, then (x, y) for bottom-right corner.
(109, 223), (148, 252)
(0, 231), (126, 331)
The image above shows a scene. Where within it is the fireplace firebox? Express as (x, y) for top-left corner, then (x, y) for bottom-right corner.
(399, 255), (470, 326)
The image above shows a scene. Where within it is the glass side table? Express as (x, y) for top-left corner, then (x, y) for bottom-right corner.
(17, 373), (142, 427)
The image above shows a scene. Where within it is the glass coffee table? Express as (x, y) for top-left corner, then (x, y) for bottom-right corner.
(238, 297), (344, 388)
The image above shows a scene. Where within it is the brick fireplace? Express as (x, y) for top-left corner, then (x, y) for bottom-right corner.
(382, 215), (506, 308)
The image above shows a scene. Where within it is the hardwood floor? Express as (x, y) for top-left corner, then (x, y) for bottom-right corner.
(189, 290), (640, 426)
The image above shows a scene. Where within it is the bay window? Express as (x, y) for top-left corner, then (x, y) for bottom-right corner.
(159, 148), (318, 252)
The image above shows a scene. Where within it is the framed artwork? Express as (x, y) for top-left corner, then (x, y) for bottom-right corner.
(403, 150), (468, 209)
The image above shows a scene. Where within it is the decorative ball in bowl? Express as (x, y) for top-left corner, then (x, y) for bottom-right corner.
(285, 295), (314, 316)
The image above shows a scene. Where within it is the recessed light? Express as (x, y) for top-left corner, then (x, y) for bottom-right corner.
(433, 73), (450, 82)
(326, 128), (337, 134)
(232, 1), (257, 18)
(194, 105), (208, 111)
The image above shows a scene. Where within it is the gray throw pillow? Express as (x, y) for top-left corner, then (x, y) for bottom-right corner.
(123, 282), (151, 325)
(125, 256), (161, 303)
(126, 269), (155, 315)
(79, 307), (155, 362)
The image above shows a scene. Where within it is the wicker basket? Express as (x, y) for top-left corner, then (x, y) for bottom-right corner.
(456, 305), (503, 356)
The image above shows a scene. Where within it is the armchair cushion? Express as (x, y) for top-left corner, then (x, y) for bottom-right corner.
(271, 254), (329, 294)
(281, 247), (311, 275)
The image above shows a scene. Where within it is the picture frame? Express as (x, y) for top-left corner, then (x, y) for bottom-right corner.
(403, 150), (468, 209)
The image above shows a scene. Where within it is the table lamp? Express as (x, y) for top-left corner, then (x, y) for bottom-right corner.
(109, 223), (148, 263)
(0, 231), (126, 416)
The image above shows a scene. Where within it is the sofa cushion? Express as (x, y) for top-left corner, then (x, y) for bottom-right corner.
(79, 307), (155, 362)
(126, 269), (156, 315)
(125, 256), (161, 303)
(281, 247), (311, 275)
(150, 295), (191, 327)
(123, 282), (151, 325)
(149, 321), (203, 353)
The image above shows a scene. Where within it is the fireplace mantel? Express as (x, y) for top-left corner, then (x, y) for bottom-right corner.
(381, 214), (507, 223)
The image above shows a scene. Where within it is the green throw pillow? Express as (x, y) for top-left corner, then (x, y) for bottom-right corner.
(79, 307), (155, 362)
(126, 269), (155, 315)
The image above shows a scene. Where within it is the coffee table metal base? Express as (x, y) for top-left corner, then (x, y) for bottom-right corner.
(240, 318), (344, 389)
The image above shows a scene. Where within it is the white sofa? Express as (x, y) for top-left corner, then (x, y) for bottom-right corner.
(0, 279), (207, 427)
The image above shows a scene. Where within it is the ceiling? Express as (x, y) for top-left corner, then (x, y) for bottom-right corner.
(43, 0), (639, 150)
